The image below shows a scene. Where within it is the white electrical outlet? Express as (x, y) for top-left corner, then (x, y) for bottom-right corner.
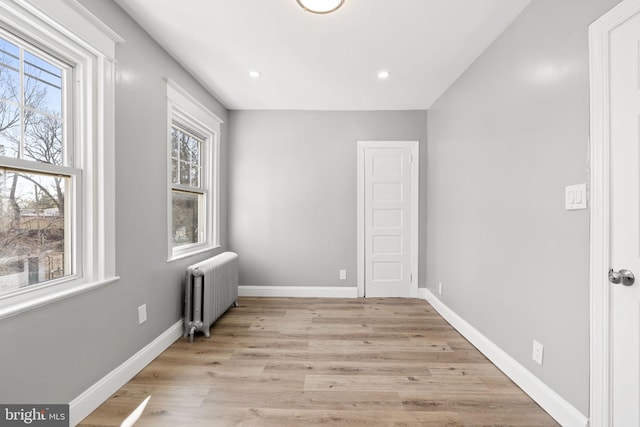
(532, 340), (544, 365)
(138, 304), (147, 325)
(339, 269), (347, 280)
(438, 282), (443, 295)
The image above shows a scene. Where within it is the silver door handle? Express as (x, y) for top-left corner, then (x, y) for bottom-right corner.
(609, 269), (635, 286)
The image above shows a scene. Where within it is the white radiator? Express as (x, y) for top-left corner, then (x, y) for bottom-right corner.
(184, 251), (238, 342)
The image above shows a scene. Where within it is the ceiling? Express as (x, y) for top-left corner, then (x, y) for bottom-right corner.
(114, 0), (531, 111)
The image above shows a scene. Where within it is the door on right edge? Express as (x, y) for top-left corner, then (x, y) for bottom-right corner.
(609, 4), (640, 424)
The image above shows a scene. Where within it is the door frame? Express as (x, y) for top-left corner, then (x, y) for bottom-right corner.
(356, 140), (419, 298)
(589, 1), (640, 424)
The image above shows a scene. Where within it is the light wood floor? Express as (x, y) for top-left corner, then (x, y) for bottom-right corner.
(80, 297), (559, 426)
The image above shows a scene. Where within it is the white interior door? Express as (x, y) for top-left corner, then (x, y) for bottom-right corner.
(609, 6), (640, 424)
(357, 141), (418, 298)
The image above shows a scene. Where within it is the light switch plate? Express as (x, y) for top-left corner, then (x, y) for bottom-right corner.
(565, 184), (587, 210)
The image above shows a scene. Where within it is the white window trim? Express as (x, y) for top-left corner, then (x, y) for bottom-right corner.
(0, 0), (122, 320)
(166, 78), (222, 262)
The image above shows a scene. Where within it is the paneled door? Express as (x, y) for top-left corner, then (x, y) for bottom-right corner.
(609, 4), (640, 424)
(357, 141), (418, 298)
(590, 1), (640, 424)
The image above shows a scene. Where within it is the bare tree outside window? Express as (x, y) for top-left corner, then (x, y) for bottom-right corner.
(0, 34), (69, 294)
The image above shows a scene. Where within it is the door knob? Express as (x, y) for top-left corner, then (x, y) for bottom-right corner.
(609, 269), (635, 286)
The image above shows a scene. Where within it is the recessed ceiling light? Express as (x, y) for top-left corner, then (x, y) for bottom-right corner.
(297, 0), (345, 14)
(378, 70), (390, 80)
(249, 71), (261, 78)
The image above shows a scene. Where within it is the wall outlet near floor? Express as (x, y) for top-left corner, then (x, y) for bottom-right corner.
(532, 340), (544, 365)
(339, 269), (347, 280)
(138, 304), (147, 325)
(438, 282), (443, 295)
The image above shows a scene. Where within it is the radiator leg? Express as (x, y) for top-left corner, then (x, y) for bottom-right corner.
(188, 325), (196, 343)
(233, 300), (238, 307)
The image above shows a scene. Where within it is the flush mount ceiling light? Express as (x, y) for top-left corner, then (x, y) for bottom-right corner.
(377, 70), (390, 80)
(248, 70), (261, 78)
(297, 0), (345, 14)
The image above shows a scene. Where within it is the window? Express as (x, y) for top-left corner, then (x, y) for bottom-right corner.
(167, 80), (221, 260)
(171, 125), (204, 247)
(0, 0), (119, 318)
(0, 31), (74, 295)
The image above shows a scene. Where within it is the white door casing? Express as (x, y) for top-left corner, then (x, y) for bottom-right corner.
(589, 1), (640, 425)
(357, 141), (418, 298)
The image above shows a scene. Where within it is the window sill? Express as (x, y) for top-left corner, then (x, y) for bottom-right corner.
(168, 245), (221, 263)
(0, 276), (120, 321)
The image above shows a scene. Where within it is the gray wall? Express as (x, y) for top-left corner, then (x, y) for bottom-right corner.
(0, 0), (228, 403)
(229, 110), (428, 289)
(426, 0), (619, 415)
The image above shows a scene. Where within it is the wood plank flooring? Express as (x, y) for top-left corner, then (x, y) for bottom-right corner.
(79, 297), (559, 426)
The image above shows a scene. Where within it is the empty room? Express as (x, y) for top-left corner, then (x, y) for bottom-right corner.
(0, 0), (638, 426)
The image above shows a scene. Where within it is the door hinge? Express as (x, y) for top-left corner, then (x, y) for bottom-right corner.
(410, 273), (413, 283)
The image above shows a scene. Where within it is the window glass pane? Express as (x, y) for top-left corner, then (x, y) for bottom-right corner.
(178, 132), (190, 162)
(172, 190), (201, 247)
(171, 127), (180, 159)
(0, 101), (20, 158)
(24, 112), (62, 165)
(190, 165), (200, 187)
(172, 126), (202, 189)
(0, 36), (66, 166)
(0, 37), (19, 104)
(0, 167), (69, 295)
(190, 139), (200, 165)
(179, 160), (190, 186)
(24, 50), (62, 117)
(171, 158), (178, 184)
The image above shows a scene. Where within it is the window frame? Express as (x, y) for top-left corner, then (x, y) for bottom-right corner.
(166, 79), (222, 261)
(0, 0), (121, 319)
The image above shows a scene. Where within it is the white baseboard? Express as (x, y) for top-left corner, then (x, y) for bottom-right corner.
(68, 320), (183, 426)
(239, 285), (357, 298)
(419, 288), (588, 427)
